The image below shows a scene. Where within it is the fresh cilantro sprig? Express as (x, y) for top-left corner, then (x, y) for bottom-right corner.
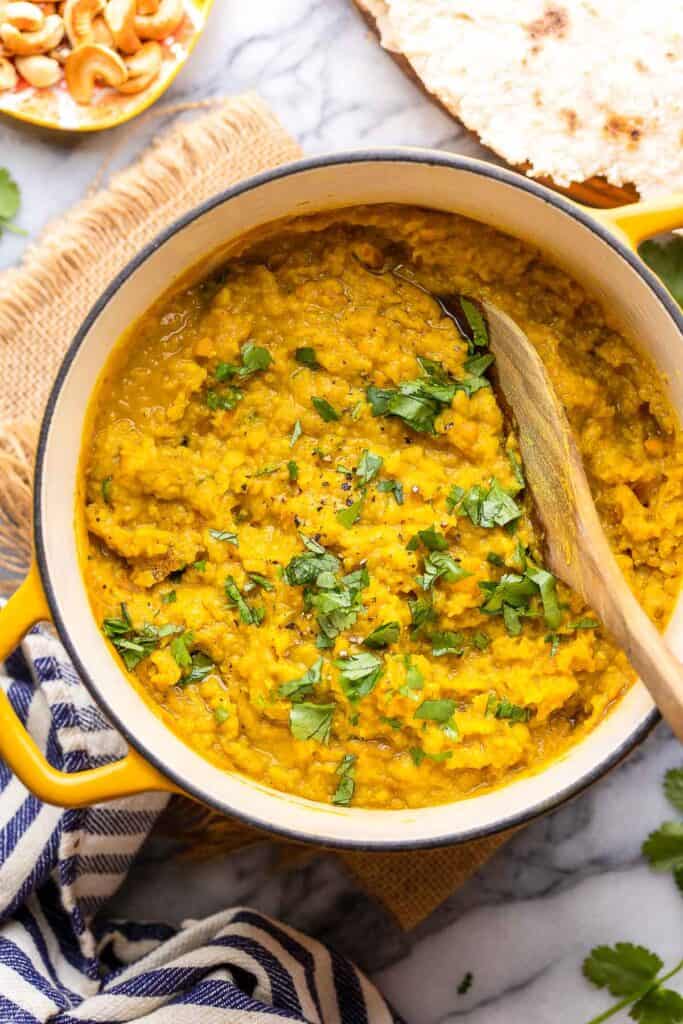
(640, 237), (683, 307)
(583, 943), (683, 1024)
(0, 169), (24, 237)
(643, 767), (683, 893)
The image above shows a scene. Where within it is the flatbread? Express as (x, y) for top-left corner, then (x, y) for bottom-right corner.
(355, 0), (683, 198)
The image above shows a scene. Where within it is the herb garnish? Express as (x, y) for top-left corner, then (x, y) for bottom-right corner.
(480, 560), (562, 634)
(640, 236), (683, 307)
(410, 747), (453, 766)
(215, 342), (272, 380)
(363, 621), (400, 649)
(279, 657), (323, 701)
(408, 595), (436, 633)
(332, 753), (357, 805)
(414, 699), (456, 723)
(170, 631), (215, 686)
(450, 479), (522, 529)
(244, 572), (274, 593)
(356, 449), (383, 486)
(289, 702), (336, 743)
(287, 460), (299, 482)
(206, 387), (243, 411)
(312, 397), (341, 422)
(209, 529), (238, 545)
(406, 525), (448, 552)
(429, 630), (465, 657)
(335, 652), (384, 702)
(101, 477), (112, 505)
(366, 354), (481, 435)
(337, 499), (363, 528)
(583, 944), (683, 1024)
(0, 169), (23, 237)
(161, 590), (177, 605)
(377, 478), (404, 505)
(643, 766), (683, 890)
(283, 537), (369, 647)
(418, 550), (470, 591)
(102, 604), (182, 671)
(399, 656), (424, 698)
(295, 346), (321, 369)
(486, 693), (532, 724)
(290, 419), (302, 447)
(225, 575), (265, 626)
(215, 705), (230, 725)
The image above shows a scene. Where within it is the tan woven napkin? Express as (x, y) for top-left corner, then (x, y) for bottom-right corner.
(0, 94), (511, 930)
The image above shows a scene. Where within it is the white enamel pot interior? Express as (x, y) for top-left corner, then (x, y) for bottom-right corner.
(36, 151), (683, 850)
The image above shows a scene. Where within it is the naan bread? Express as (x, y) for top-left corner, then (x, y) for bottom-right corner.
(356, 0), (683, 197)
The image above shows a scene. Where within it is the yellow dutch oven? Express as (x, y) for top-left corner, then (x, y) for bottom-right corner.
(0, 152), (681, 850)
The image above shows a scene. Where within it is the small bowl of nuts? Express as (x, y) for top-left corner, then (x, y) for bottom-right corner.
(0, 0), (213, 131)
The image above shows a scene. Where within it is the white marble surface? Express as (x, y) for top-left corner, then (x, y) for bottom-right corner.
(2, 2), (682, 1021)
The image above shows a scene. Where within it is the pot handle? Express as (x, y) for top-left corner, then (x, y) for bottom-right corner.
(0, 563), (178, 807)
(588, 193), (683, 250)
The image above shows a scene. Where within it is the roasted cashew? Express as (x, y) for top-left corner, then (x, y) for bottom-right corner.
(134, 0), (183, 40)
(116, 37), (159, 92)
(62, 0), (102, 46)
(48, 41), (69, 60)
(15, 51), (61, 85)
(0, 54), (18, 88)
(91, 13), (112, 43)
(104, 0), (139, 53)
(3, 2), (44, 30)
(64, 40), (126, 102)
(1, 13), (64, 54)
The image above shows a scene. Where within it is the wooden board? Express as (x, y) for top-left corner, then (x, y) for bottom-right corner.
(353, 0), (639, 209)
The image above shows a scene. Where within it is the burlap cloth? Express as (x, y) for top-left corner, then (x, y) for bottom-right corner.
(0, 94), (512, 930)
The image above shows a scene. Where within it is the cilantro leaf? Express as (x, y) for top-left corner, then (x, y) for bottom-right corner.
(332, 753), (357, 805)
(642, 822), (683, 871)
(239, 342), (272, 376)
(337, 499), (363, 528)
(279, 657), (323, 701)
(170, 631), (193, 669)
(356, 449), (383, 486)
(408, 595), (436, 633)
(418, 550), (470, 591)
(406, 525), (448, 552)
(583, 944), (663, 998)
(290, 702), (336, 743)
(312, 397), (341, 421)
(640, 237), (683, 307)
(245, 572), (274, 592)
(363, 621), (400, 649)
(456, 479), (522, 529)
(290, 419), (302, 447)
(525, 566), (562, 629)
(460, 297), (489, 348)
(664, 768), (683, 813)
(283, 543), (341, 586)
(414, 699), (456, 723)
(225, 575), (265, 626)
(335, 652), (384, 701)
(0, 168), (22, 234)
(161, 590), (177, 605)
(101, 476), (112, 505)
(287, 460), (299, 482)
(295, 346), (320, 369)
(178, 650), (215, 687)
(486, 693), (532, 724)
(631, 987), (683, 1024)
(377, 478), (404, 504)
(206, 387), (243, 411)
(209, 529), (238, 545)
(430, 630), (465, 657)
(409, 746), (452, 766)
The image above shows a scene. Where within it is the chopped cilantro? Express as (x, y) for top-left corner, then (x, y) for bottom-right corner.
(377, 478), (404, 504)
(102, 605), (182, 672)
(418, 550), (470, 591)
(206, 387), (243, 411)
(295, 346), (321, 369)
(408, 595), (436, 633)
(486, 693), (532, 724)
(507, 449), (526, 493)
(287, 459), (299, 482)
(455, 479), (522, 529)
(209, 529), (238, 545)
(283, 540), (340, 586)
(193, 560), (207, 572)
(446, 485), (465, 512)
(245, 572), (274, 592)
(279, 657), (323, 701)
(161, 590), (177, 605)
(460, 297), (489, 348)
(414, 699), (456, 723)
(289, 702), (335, 743)
(225, 575), (264, 626)
(177, 651), (215, 687)
(399, 656), (424, 698)
(381, 715), (403, 730)
(471, 631), (490, 650)
(363, 621), (400, 649)
(335, 652), (383, 701)
(170, 631), (193, 669)
(410, 747), (453, 766)
(290, 419), (302, 447)
(525, 566), (562, 629)
(332, 753), (356, 805)
(312, 397), (340, 421)
(406, 525), (448, 552)
(664, 768), (683, 813)
(215, 705), (230, 725)
(0, 168), (22, 236)
(101, 476), (112, 505)
(356, 449), (383, 486)
(430, 630), (465, 657)
(337, 499), (363, 528)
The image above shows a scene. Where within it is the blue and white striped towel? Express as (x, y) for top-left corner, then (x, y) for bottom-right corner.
(0, 623), (403, 1023)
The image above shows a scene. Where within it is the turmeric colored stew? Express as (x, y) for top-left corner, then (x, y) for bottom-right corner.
(81, 206), (683, 809)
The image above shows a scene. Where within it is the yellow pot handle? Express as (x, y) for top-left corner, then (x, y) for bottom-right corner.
(588, 193), (683, 251)
(0, 563), (178, 807)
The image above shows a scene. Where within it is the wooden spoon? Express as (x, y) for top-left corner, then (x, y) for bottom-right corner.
(484, 301), (683, 742)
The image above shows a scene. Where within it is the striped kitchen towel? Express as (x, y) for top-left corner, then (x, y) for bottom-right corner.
(0, 622), (403, 1023)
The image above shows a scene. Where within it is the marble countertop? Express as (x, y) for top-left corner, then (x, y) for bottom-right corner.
(2, 2), (681, 1021)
